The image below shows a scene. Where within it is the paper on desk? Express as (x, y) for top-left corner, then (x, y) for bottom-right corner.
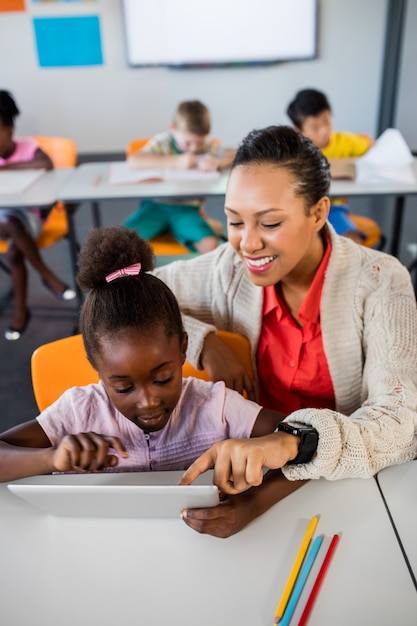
(108, 161), (220, 185)
(355, 129), (415, 184)
(0, 169), (46, 194)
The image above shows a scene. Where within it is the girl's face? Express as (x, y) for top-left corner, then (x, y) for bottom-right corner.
(94, 326), (187, 433)
(225, 164), (329, 288)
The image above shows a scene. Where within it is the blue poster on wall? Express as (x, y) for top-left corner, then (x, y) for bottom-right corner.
(33, 15), (103, 67)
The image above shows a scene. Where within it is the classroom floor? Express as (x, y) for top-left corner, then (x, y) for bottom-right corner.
(1, 190), (416, 433)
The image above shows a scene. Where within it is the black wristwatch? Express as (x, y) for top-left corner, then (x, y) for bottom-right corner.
(275, 422), (319, 465)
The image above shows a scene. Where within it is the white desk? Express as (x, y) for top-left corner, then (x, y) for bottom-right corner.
(376, 460), (417, 588)
(0, 168), (80, 304)
(1, 475), (416, 626)
(0, 168), (74, 209)
(59, 159), (417, 259)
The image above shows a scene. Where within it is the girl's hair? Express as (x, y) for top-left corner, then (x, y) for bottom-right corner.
(286, 89), (331, 129)
(231, 125), (330, 211)
(77, 225), (184, 365)
(0, 90), (19, 127)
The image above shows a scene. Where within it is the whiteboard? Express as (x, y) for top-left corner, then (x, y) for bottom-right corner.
(122, 0), (318, 68)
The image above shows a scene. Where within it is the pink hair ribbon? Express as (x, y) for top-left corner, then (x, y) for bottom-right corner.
(105, 262), (142, 283)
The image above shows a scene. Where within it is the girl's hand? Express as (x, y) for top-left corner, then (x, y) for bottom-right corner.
(201, 333), (255, 400)
(180, 492), (253, 539)
(52, 432), (129, 472)
(180, 470), (306, 538)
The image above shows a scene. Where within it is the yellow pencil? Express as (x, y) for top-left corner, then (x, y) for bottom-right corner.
(273, 515), (318, 624)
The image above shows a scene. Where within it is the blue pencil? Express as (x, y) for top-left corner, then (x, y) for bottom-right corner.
(279, 535), (323, 626)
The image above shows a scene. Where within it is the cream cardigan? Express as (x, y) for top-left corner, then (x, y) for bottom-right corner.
(155, 225), (417, 481)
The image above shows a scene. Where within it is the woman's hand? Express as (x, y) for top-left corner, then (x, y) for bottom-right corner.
(52, 432), (129, 472)
(201, 332), (255, 400)
(179, 433), (299, 494)
(181, 470), (306, 538)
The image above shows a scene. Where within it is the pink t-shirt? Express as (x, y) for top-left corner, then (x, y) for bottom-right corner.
(37, 377), (262, 472)
(0, 137), (39, 166)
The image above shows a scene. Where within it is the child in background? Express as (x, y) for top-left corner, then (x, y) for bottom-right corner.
(286, 88), (382, 247)
(0, 225), (303, 538)
(125, 100), (235, 253)
(0, 90), (75, 340)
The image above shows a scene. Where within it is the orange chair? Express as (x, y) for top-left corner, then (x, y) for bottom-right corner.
(0, 136), (78, 292)
(31, 330), (252, 412)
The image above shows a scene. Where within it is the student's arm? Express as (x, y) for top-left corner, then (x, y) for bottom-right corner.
(127, 151), (197, 170)
(0, 421), (128, 483)
(0, 147), (53, 171)
(197, 147), (236, 172)
(181, 469), (306, 539)
(201, 331), (256, 400)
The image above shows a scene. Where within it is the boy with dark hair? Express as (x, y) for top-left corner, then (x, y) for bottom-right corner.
(287, 88), (382, 247)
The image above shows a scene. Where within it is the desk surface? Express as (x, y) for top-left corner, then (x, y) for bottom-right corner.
(0, 168), (74, 208)
(1, 474), (416, 626)
(376, 460), (417, 584)
(58, 159), (417, 204)
(58, 162), (230, 202)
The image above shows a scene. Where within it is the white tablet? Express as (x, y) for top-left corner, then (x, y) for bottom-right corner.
(7, 470), (219, 519)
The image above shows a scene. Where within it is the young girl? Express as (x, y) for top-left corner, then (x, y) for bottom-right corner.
(0, 90), (75, 340)
(0, 225), (303, 538)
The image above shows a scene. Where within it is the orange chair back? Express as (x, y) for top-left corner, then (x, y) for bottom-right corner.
(126, 138), (150, 157)
(33, 136), (77, 168)
(31, 330), (252, 412)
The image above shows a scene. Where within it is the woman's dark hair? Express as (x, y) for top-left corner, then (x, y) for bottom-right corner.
(286, 88), (331, 129)
(77, 225), (184, 365)
(0, 90), (19, 127)
(231, 125), (330, 211)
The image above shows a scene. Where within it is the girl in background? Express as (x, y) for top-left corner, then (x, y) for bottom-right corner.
(0, 90), (75, 341)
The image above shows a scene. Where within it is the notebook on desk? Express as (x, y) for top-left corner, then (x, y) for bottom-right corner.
(108, 161), (221, 185)
(7, 470), (219, 518)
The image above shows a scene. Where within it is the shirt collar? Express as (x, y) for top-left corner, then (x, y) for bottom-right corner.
(263, 233), (332, 323)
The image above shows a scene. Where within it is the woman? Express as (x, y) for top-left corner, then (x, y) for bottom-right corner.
(155, 125), (417, 503)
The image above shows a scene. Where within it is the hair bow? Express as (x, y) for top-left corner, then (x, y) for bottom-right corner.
(105, 262), (142, 283)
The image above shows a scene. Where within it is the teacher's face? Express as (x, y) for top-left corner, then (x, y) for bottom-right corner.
(224, 164), (328, 288)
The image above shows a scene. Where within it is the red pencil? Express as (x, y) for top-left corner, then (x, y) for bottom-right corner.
(297, 533), (340, 626)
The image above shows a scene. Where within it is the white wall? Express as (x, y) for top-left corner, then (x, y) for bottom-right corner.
(0, 0), (388, 155)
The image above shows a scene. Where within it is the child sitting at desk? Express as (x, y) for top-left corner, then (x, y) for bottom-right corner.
(0, 90), (76, 340)
(124, 100), (235, 253)
(0, 225), (304, 538)
(286, 88), (382, 247)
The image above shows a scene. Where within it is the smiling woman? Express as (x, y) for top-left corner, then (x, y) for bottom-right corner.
(155, 125), (417, 492)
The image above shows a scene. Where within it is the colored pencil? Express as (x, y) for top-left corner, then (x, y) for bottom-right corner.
(279, 534), (323, 626)
(297, 533), (340, 626)
(273, 515), (318, 624)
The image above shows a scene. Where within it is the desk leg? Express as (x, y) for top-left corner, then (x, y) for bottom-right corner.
(389, 195), (405, 258)
(65, 202), (82, 306)
(92, 201), (102, 228)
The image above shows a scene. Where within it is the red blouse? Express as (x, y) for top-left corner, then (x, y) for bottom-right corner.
(257, 236), (336, 414)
